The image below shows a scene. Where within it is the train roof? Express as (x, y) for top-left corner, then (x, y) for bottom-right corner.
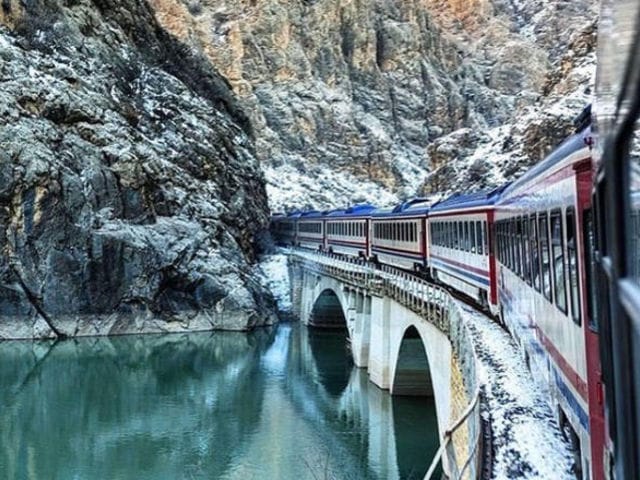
(371, 197), (432, 218)
(298, 210), (324, 219)
(500, 125), (592, 199)
(430, 184), (509, 213)
(325, 204), (377, 218)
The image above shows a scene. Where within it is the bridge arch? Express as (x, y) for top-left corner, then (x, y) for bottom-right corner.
(392, 325), (434, 397)
(309, 288), (347, 328)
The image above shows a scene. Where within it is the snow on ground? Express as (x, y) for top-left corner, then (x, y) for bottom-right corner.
(457, 301), (576, 480)
(257, 252), (292, 315)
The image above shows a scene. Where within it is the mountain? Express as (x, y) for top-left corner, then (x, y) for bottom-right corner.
(149, 0), (596, 210)
(0, 0), (275, 338)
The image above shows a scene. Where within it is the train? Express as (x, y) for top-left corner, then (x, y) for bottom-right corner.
(271, 3), (640, 478)
(271, 115), (602, 479)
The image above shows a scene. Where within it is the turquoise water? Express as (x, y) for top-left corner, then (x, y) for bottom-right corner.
(0, 324), (439, 479)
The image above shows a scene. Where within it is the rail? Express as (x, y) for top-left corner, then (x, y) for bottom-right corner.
(287, 248), (484, 480)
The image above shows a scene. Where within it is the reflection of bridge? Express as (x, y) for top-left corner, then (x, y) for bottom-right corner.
(281, 324), (441, 480)
(288, 250), (484, 479)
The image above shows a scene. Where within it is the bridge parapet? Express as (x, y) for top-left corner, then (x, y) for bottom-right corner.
(287, 249), (484, 480)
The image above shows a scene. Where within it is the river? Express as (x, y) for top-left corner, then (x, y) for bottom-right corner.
(0, 324), (440, 479)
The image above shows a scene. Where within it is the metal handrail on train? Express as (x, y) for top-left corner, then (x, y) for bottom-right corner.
(287, 248), (484, 480)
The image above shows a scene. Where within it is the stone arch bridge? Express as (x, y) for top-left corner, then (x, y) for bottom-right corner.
(288, 250), (484, 480)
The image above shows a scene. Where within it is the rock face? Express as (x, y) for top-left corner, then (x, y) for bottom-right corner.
(0, 0), (275, 338)
(146, 0), (597, 210)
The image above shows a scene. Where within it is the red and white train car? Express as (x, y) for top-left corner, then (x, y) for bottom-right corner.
(428, 187), (505, 315)
(296, 211), (325, 250)
(495, 126), (605, 480)
(325, 205), (376, 258)
(369, 199), (431, 271)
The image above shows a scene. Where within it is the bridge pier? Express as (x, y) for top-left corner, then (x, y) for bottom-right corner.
(368, 295), (392, 390)
(350, 293), (371, 368)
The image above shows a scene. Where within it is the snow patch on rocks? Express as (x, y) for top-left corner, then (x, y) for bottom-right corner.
(257, 253), (292, 317)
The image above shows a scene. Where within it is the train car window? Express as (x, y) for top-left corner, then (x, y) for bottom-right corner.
(502, 222), (508, 267)
(566, 207), (581, 325)
(523, 218), (532, 285)
(446, 222), (450, 248)
(511, 219), (518, 272)
(539, 213), (552, 301)
(453, 222), (458, 250)
(501, 222), (505, 263)
(511, 219), (517, 273)
(517, 218), (524, 278)
(551, 210), (568, 314)
(473, 222), (478, 254)
(583, 209), (597, 331)
(469, 222), (476, 253)
(475, 221), (483, 255)
(497, 223), (502, 263)
(530, 215), (541, 292)
(484, 222), (489, 255)
(462, 222), (468, 252)
(469, 221), (473, 252)
(412, 223), (417, 243)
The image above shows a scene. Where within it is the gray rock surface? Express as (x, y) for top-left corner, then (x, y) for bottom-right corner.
(0, 0), (276, 338)
(150, 0), (596, 209)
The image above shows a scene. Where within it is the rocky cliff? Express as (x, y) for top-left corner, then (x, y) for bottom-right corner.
(0, 0), (275, 339)
(148, 0), (596, 209)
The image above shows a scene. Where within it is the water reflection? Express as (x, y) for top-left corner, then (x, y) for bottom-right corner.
(0, 324), (438, 479)
(307, 328), (353, 397)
